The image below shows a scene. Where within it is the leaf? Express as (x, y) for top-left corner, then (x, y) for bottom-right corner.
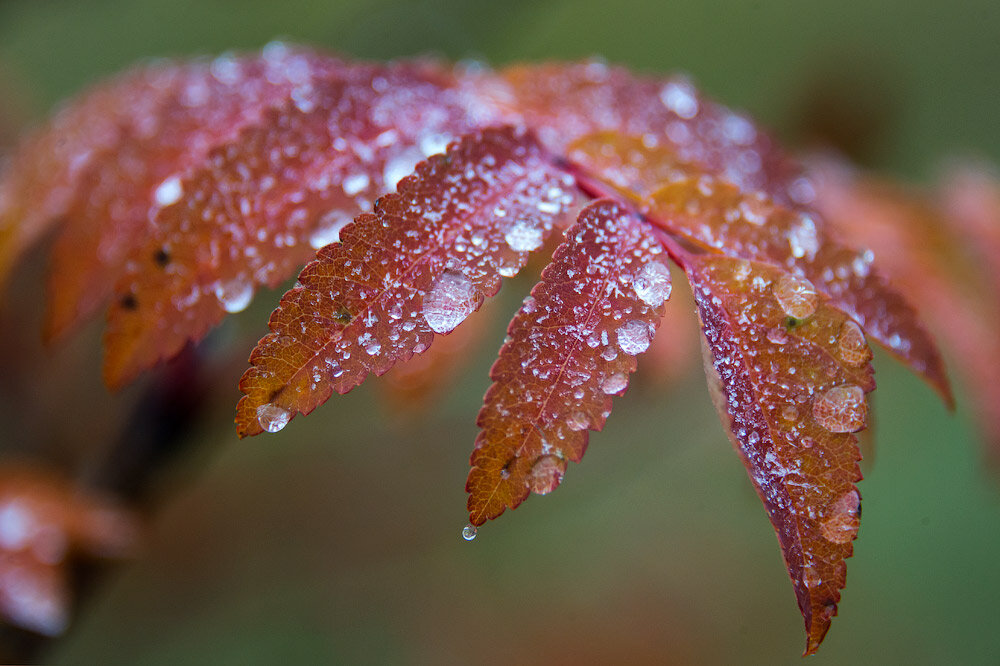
(102, 59), (488, 388)
(493, 63), (799, 196)
(567, 133), (951, 405)
(685, 253), (872, 656)
(236, 126), (579, 437)
(466, 198), (670, 524)
(40, 47), (348, 342)
(812, 161), (1000, 458)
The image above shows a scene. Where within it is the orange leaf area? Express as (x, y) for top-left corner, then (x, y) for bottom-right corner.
(236, 127), (579, 436)
(466, 199), (670, 525)
(686, 254), (872, 655)
(0, 464), (138, 636)
(813, 162), (1000, 457)
(567, 133), (950, 405)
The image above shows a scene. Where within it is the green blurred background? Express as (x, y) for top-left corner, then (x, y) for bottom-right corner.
(1, 0), (998, 663)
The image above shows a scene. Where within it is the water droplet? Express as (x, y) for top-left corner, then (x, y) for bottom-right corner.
(358, 332), (381, 355)
(422, 270), (480, 334)
(800, 436), (815, 448)
(633, 262), (672, 307)
(309, 210), (353, 248)
(659, 80), (699, 119)
(617, 320), (651, 355)
(461, 523), (478, 541)
(733, 259), (752, 282)
(773, 274), (818, 319)
(567, 411), (588, 431)
(766, 326), (789, 344)
(257, 403), (291, 433)
(781, 405), (799, 422)
(837, 320), (869, 367)
(787, 215), (819, 259)
(739, 196), (769, 226)
(214, 276), (254, 313)
(528, 455), (566, 495)
(803, 565), (822, 588)
(813, 384), (867, 433)
(342, 172), (370, 196)
(820, 489), (860, 544)
(601, 373), (628, 395)
(154, 175), (183, 207)
(504, 220), (544, 252)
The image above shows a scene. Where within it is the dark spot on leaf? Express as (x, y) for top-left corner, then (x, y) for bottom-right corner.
(119, 293), (138, 310)
(154, 247), (171, 267)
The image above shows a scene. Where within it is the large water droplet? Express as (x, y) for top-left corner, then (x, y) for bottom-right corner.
(214, 276), (254, 313)
(820, 489), (860, 543)
(528, 455), (566, 495)
(813, 384), (867, 433)
(566, 411), (588, 431)
(257, 403), (291, 433)
(773, 274), (818, 319)
(154, 175), (183, 207)
(504, 220), (544, 252)
(461, 523), (478, 541)
(600, 373), (628, 395)
(633, 261), (672, 308)
(617, 320), (651, 355)
(422, 270), (480, 334)
(837, 320), (869, 367)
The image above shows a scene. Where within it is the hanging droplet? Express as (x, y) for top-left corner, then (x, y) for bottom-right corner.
(256, 403), (291, 433)
(600, 373), (628, 395)
(773, 273), (818, 320)
(633, 261), (672, 308)
(820, 489), (860, 544)
(813, 384), (867, 433)
(461, 523), (478, 541)
(528, 455), (567, 495)
(837, 320), (869, 367)
(504, 220), (544, 252)
(617, 320), (651, 355)
(214, 276), (254, 313)
(422, 270), (480, 334)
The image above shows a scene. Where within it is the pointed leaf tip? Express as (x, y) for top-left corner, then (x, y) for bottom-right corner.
(467, 198), (671, 525)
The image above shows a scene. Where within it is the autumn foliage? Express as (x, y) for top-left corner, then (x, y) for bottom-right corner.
(1, 43), (993, 655)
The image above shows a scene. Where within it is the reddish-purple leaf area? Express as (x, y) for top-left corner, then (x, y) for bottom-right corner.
(686, 253), (872, 656)
(235, 126), (580, 437)
(103, 60), (494, 388)
(466, 199), (670, 525)
(491, 62), (800, 199)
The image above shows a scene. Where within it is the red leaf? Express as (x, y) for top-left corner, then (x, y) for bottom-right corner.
(466, 199), (670, 525)
(566, 133), (950, 404)
(102, 60), (489, 388)
(235, 126), (579, 437)
(685, 253), (873, 655)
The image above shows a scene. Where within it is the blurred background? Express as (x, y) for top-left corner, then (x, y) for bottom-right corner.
(0, 0), (998, 663)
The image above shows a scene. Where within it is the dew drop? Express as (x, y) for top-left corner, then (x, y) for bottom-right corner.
(504, 220), (544, 252)
(567, 411), (588, 432)
(461, 523), (478, 541)
(781, 405), (799, 422)
(154, 175), (183, 207)
(813, 384), (867, 433)
(214, 276), (254, 313)
(773, 274), (818, 319)
(601, 373), (628, 395)
(422, 270), (480, 334)
(617, 320), (651, 355)
(633, 261), (672, 307)
(256, 403), (291, 433)
(528, 455), (566, 495)
(739, 196), (769, 226)
(766, 326), (789, 345)
(659, 80), (699, 119)
(787, 215), (819, 259)
(803, 565), (822, 589)
(820, 489), (860, 544)
(837, 320), (869, 367)
(309, 210), (353, 249)
(342, 172), (370, 196)
(800, 436), (815, 449)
